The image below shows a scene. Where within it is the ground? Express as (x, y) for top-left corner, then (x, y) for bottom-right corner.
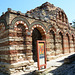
(0, 53), (75, 75)
(47, 60), (75, 75)
(46, 53), (75, 75)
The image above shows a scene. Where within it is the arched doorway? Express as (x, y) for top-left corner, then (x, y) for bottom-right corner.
(59, 32), (64, 54)
(32, 28), (42, 62)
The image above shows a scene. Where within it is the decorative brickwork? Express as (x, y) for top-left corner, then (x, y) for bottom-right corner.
(0, 2), (75, 75)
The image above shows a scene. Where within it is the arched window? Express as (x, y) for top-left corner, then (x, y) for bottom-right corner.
(17, 24), (26, 45)
(62, 13), (64, 22)
(0, 23), (5, 32)
(59, 11), (61, 20)
(65, 16), (68, 24)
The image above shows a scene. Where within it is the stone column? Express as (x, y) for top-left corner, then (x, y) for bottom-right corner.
(56, 33), (63, 55)
(46, 33), (51, 61)
(25, 31), (34, 63)
(55, 33), (61, 55)
(63, 35), (66, 54)
(64, 15), (66, 23)
(59, 12), (62, 20)
(69, 36), (74, 53)
(63, 14), (65, 22)
(63, 35), (69, 54)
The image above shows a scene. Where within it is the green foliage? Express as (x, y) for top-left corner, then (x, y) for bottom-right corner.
(72, 20), (75, 29)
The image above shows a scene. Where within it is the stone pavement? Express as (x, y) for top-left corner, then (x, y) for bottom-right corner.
(34, 52), (75, 75)
(47, 61), (75, 75)
(0, 52), (75, 75)
(46, 53), (75, 75)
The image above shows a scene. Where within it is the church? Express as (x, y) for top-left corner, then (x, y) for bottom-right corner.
(0, 2), (75, 74)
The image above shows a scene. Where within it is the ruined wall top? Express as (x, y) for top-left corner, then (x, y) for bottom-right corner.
(25, 2), (57, 22)
(25, 2), (68, 23)
(0, 2), (68, 23)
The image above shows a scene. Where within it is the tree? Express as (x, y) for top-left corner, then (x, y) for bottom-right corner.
(72, 20), (75, 29)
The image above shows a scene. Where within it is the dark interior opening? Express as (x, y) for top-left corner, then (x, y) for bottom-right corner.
(32, 28), (42, 62)
(59, 32), (64, 54)
(66, 34), (70, 53)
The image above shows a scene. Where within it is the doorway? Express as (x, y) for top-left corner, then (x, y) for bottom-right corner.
(32, 28), (42, 62)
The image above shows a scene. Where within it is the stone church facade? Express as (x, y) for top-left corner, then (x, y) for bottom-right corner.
(0, 2), (75, 74)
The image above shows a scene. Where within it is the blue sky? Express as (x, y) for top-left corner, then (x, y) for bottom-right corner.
(0, 0), (75, 23)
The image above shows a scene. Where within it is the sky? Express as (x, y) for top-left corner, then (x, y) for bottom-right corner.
(0, 0), (75, 23)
